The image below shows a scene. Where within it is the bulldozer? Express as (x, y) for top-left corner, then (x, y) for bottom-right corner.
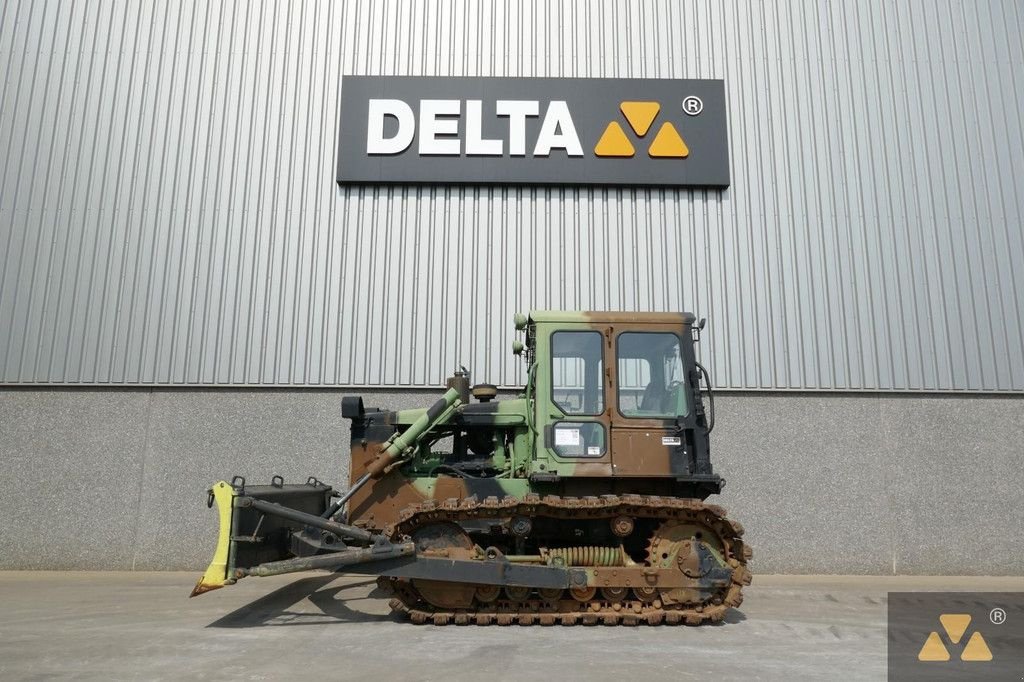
(191, 311), (752, 625)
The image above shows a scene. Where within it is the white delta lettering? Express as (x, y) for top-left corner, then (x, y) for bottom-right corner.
(365, 99), (583, 157)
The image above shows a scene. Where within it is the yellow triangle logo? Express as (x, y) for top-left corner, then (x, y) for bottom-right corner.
(594, 121), (635, 157)
(939, 614), (971, 644)
(917, 631), (950, 661)
(647, 122), (689, 158)
(960, 631), (993, 661)
(619, 101), (660, 136)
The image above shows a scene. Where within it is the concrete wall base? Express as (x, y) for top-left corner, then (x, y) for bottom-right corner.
(1, 388), (1020, 574)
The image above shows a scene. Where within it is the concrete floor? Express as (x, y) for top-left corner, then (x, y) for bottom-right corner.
(0, 573), (1021, 681)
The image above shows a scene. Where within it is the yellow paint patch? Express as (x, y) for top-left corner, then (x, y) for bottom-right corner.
(960, 632), (993, 661)
(647, 122), (689, 158)
(594, 121), (635, 157)
(939, 614), (971, 644)
(619, 101), (660, 136)
(917, 631), (951, 661)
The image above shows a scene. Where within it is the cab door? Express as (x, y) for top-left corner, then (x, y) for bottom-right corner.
(609, 327), (692, 477)
(538, 326), (613, 477)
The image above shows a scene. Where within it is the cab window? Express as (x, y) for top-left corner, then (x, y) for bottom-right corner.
(551, 331), (604, 415)
(617, 332), (688, 418)
(551, 421), (606, 457)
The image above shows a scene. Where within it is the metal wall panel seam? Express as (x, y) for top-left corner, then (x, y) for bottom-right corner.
(997, 0), (1024, 388)
(175, 0), (214, 385)
(75, 1), (119, 383)
(97, 2), (147, 384)
(1, 0), (40, 379)
(856, 0), (888, 391)
(940, 1), (992, 390)
(888, 1), (930, 389)
(834, 0), (869, 390)
(223, 0), (258, 385)
(970, 0), (1023, 389)
(868, 0), (909, 387)
(46, 1), (97, 383)
(134, 1), (180, 383)
(18, 0), (66, 383)
(911, 0), (958, 390)
(195, 0), (235, 385)
(26, 1), (78, 382)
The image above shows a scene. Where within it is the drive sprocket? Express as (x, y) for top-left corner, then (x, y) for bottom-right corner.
(647, 519), (730, 606)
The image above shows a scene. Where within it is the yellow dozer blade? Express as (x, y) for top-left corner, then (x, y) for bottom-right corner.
(190, 481), (237, 597)
(190, 477), (337, 596)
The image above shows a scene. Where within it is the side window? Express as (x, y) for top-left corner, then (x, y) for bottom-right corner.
(551, 422), (606, 457)
(551, 331), (604, 415)
(617, 332), (688, 418)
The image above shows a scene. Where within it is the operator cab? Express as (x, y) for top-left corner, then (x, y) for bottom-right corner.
(521, 311), (719, 496)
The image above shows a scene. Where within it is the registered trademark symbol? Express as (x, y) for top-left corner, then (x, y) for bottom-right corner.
(682, 96), (704, 116)
(990, 607), (1006, 625)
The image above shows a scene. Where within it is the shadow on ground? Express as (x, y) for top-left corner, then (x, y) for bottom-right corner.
(207, 572), (750, 628)
(722, 608), (747, 624)
(208, 575), (396, 627)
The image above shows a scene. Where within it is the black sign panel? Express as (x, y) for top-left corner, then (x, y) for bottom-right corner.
(336, 76), (730, 188)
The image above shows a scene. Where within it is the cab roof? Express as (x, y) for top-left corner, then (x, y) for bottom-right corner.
(529, 311), (696, 325)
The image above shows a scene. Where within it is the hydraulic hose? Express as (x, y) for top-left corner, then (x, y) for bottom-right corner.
(696, 361), (715, 433)
(525, 362), (538, 436)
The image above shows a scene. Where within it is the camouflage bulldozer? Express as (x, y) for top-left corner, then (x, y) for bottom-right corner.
(192, 311), (752, 625)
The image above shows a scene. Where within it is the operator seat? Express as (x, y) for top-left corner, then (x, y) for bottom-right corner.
(639, 381), (665, 412)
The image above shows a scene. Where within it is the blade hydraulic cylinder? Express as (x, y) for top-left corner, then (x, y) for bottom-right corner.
(238, 497), (381, 545)
(321, 472), (370, 520)
(238, 541), (416, 578)
(364, 388), (462, 478)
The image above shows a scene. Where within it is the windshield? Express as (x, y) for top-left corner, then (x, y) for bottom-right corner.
(616, 332), (688, 418)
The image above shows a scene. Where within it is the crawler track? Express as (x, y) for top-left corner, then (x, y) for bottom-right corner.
(381, 493), (752, 625)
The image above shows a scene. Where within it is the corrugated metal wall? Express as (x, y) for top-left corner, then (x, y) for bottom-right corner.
(1, 0), (1022, 391)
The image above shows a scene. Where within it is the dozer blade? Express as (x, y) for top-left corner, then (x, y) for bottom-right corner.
(190, 477), (335, 597)
(191, 481), (235, 597)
